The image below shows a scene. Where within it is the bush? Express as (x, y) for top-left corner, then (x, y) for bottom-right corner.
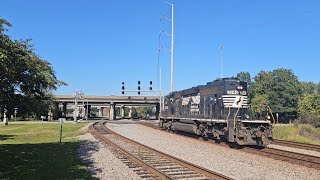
(298, 124), (320, 142)
(297, 113), (320, 128)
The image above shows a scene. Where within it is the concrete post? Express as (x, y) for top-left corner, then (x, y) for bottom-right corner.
(120, 106), (125, 118)
(109, 103), (115, 120)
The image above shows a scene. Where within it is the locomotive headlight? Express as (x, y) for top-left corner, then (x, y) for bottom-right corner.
(237, 86), (243, 90)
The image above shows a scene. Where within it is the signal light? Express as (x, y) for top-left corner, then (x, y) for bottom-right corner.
(149, 81), (152, 85)
(121, 82), (125, 94)
(138, 81), (141, 85)
(149, 81), (152, 91)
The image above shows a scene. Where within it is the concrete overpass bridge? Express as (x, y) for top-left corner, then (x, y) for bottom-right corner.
(53, 95), (160, 120)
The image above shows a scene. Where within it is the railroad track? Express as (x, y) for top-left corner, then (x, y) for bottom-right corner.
(273, 139), (320, 152)
(242, 147), (320, 170)
(138, 122), (320, 170)
(90, 121), (230, 180)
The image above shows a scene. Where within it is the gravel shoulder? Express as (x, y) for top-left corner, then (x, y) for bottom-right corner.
(106, 123), (320, 180)
(78, 127), (142, 179)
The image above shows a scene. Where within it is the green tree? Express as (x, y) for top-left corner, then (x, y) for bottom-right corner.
(298, 94), (320, 116)
(0, 19), (65, 119)
(300, 81), (317, 95)
(250, 69), (301, 119)
(236, 71), (252, 86)
(298, 94), (320, 127)
(269, 69), (302, 113)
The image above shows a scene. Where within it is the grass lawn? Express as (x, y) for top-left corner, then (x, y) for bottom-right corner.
(273, 124), (320, 145)
(0, 122), (91, 179)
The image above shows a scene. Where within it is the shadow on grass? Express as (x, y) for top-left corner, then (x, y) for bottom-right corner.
(0, 140), (100, 179)
(0, 135), (15, 141)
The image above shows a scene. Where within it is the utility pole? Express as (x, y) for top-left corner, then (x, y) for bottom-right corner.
(74, 92), (78, 122)
(220, 45), (224, 79)
(74, 91), (83, 122)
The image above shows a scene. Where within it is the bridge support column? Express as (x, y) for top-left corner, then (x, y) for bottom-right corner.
(85, 105), (91, 119)
(98, 107), (102, 117)
(62, 103), (67, 118)
(109, 103), (115, 120)
(155, 103), (160, 120)
(128, 107), (133, 119)
(120, 106), (125, 119)
(81, 105), (86, 118)
(53, 102), (59, 120)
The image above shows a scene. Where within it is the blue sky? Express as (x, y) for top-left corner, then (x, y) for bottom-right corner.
(2, 0), (320, 95)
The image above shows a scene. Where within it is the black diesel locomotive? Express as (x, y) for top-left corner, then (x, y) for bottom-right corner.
(160, 78), (273, 146)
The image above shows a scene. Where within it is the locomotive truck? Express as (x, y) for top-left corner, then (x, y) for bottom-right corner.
(159, 78), (273, 146)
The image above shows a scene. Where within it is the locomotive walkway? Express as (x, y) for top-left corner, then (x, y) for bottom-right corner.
(90, 121), (231, 180)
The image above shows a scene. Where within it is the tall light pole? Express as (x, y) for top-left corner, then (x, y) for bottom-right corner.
(160, 2), (174, 93)
(169, 3), (174, 93)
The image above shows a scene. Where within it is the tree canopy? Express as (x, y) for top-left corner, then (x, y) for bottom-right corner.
(249, 69), (302, 114)
(0, 19), (66, 118)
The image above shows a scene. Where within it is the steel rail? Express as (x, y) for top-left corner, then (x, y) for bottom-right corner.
(93, 121), (231, 179)
(242, 147), (320, 170)
(90, 122), (171, 179)
(273, 139), (320, 152)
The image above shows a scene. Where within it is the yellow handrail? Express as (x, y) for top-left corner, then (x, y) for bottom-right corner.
(267, 106), (276, 126)
(226, 107), (231, 128)
(234, 107), (241, 129)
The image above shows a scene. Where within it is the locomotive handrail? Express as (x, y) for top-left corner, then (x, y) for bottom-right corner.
(234, 107), (241, 129)
(267, 106), (276, 126)
(226, 107), (231, 128)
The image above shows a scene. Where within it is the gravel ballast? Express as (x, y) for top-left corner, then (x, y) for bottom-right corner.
(106, 123), (320, 180)
(78, 132), (142, 180)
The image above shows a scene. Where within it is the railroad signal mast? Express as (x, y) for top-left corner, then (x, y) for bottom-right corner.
(121, 81), (154, 95)
(138, 81), (141, 95)
(122, 82), (125, 95)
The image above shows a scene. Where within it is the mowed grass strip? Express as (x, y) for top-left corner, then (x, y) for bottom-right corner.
(273, 124), (320, 145)
(0, 123), (91, 179)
